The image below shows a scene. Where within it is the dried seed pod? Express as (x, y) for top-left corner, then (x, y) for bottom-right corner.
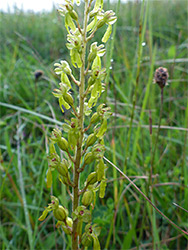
(154, 67), (169, 89)
(34, 69), (44, 81)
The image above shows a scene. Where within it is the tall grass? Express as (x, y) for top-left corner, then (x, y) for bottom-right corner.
(0, 0), (188, 249)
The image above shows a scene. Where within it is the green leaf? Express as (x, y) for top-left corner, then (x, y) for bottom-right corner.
(102, 24), (112, 43)
(92, 235), (101, 250)
(46, 168), (52, 189)
(96, 119), (107, 138)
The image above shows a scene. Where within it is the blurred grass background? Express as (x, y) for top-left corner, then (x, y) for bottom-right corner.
(0, 0), (188, 249)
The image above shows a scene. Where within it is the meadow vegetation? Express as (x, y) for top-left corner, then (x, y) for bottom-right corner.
(0, 0), (188, 249)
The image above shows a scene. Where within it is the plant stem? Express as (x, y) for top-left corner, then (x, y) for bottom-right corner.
(72, 1), (89, 249)
(150, 87), (163, 174)
(149, 88), (163, 249)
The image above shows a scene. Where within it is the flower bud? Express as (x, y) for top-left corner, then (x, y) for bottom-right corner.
(64, 93), (74, 106)
(86, 133), (97, 147)
(53, 205), (68, 221)
(82, 190), (93, 207)
(70, 10), (78, 20)
(86, 172), (98, 185)
(90, 112), (100, 124)
(84, 152), (95, 165)
(66, 217), (73, 228)
(96, 19), (105, 29)
(57, 162), (68, 177)
(57, 137), (69, 152)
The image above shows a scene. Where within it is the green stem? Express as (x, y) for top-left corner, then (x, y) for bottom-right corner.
(149, 87), (163, 249)
(72, 1), (89, 249)
(150, 87), (163, 173)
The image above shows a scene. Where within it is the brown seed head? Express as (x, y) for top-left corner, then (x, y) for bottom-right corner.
(34, 70), (44, 80)
(154, 67), (169, 89)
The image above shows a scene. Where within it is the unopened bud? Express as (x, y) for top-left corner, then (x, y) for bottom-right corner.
(90, 112), (100, 124)
(84, 152), (95, 165)
(86, 172), (98, 185)
(57, 162), (68, 177)
(86, 133), (97, 147)
(96, 19), (105, 29)
(53, 205), (68, 221)
(81, 190), (93, 207)
(64, 93), (74, 106)
(70, 10), (78, 20)
(58, 137), (69, 152)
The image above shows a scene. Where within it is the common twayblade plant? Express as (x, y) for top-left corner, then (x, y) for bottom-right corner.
(38, 0), (117, 249)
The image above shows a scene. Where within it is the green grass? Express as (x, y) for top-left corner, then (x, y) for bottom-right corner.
(0, 0), (188, 249)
